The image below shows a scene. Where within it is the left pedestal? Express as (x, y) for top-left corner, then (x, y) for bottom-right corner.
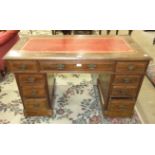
(7, 60), (54, 116)
(15, 73), (54, 117)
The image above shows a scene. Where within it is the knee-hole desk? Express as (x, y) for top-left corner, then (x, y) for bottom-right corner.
(4, 36), (152, 117)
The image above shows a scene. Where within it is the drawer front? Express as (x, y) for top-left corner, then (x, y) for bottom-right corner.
(18, 74), (45, 86)
(22, 86), (47, 98)
(111, 86), (138, 97)
(8, 61), (38, 72)
(113, 75), (141, 86)
(104, 110), (133, 117)
(24, 109), (52, 116)
(108, 99), (135, 111)
(24, 98), (49, 111)
(39, 61), (114, 72)
(116, 61), (147, 74)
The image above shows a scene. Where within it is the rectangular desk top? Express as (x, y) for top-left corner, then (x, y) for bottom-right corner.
(4, 35), (152, 61)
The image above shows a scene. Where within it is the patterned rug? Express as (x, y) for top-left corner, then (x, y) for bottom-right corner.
(0, 73), (141, 124)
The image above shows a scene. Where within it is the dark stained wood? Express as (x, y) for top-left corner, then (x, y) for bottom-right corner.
(7, 60), (38, 73)
(107, 99), (135, 111)
(98, 74), (113, 110)
(21, 85), (47, 98)
(4, 36), (152, 118)
(15, 73), (53, 116)
(104, 109), (134, 117)
(104, 99), (135, 117)
(111, 85), (139, 98)
(115, 61), (148, 74)
(18, 73), (45, 86)
(39, 60), (115, 72)
(24, 98), (49, 110)
(113, 75), (142, 86)
(24, 109), (52, 116)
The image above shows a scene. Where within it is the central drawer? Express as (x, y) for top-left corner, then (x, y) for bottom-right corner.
(22, 85), (47, 98)
(39, 60), (115, 72)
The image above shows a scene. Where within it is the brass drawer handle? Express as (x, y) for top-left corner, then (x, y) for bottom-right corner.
(88, 64), (96, 69)
(19, 64), (27, 71)
(33, 103), (40, 108)
(31, 90), (37, 97)
(118, 90), (129, 96)
(27, 77), (35, 83)
(123, 78), (130, 83)
(128, 64), (135, 71)
(119, 105), (127, 110)
(56, 64), (65, 70)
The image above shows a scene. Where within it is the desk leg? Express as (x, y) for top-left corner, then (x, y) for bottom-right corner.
(97, 74), (112, 110)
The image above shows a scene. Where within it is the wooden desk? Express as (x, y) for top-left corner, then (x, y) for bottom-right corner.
(4, 36), (152, 117)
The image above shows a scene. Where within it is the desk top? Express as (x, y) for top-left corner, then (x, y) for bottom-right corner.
(4, 35), (152, 61)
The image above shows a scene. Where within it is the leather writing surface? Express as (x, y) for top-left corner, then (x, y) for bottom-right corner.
(22, 37), (134, 53)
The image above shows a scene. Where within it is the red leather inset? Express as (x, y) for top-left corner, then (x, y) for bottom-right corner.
(22, 37), (134, 53)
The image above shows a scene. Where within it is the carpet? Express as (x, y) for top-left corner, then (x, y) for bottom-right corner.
(0, 73), (141, 124)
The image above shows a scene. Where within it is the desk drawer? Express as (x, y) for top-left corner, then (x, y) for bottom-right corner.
(111, 85), (138, 97)
(113, 75), (141, 86)
(116, 61), (147, 74)
(39, 61), (114, 72)
(23, 98), (52, 116)
(24, 98), (49, 110)
(104, 110), (133, 117)
(8, 60), (38, 72)
(18, 74), (45, 86)
(22, 85), (47, 98)
(108, 99), (134, 111)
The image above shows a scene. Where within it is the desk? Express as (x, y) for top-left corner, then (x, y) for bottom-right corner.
(4, 36), (152, 117)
